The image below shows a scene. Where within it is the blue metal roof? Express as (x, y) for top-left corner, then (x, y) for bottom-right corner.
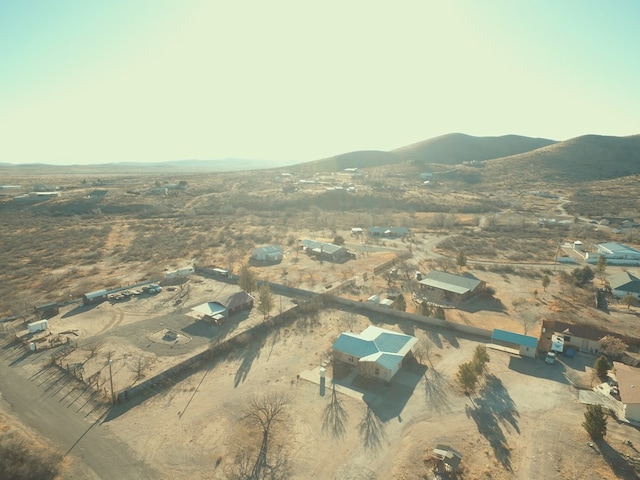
(375, 353), (403, 371)
(332, 335), (378, 358)
(492, 329), (538, 348)
(375, 332), (412, 354)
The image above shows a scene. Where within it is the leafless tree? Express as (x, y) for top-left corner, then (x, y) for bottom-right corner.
(435, 257), (455, 273)
(413, 336), (435, 367)
(239, 391), (292, 479)
(128, 354), (152, 382)
(82, 340), (104, 359)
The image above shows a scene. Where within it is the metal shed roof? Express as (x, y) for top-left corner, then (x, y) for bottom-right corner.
(301, 239), (345, 255)
(419, 271), (482, 295)
(492, 329), (538, 348)
(252, 245), (283, 255)
(599, 242), (640, 255)
(609, 271), (640, 293)
(332, 326), (417, 368)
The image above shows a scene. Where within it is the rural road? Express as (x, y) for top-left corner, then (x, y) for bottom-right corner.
(0, 340), (159, 480)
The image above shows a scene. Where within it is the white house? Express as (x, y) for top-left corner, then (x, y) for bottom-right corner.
(613, 362), (640, 422)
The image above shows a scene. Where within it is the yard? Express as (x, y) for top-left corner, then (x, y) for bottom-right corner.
(14, 293), (640, 480)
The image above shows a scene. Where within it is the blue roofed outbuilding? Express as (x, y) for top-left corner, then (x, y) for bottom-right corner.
(491, 328), (538, 358)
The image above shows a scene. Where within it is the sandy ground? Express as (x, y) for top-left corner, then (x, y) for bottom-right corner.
(5, 253), (640, 478)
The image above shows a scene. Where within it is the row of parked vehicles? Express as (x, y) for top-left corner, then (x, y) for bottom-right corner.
(109, 284), (162, 301)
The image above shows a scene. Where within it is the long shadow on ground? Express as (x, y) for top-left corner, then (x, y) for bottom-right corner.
(598, 440), (640, 479)
(465, 374), (519, 472)
(424, 367), (454, 414)
(322, 384), (349, 439)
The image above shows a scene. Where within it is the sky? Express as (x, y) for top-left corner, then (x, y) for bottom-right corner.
(1, 0), (639, 165)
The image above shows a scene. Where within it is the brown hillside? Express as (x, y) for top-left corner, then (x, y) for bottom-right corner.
(392, 133), (556, 165)
(481, 134), (640, 185)
(298, 150), (394, 172)
(300, 133), (556, 172)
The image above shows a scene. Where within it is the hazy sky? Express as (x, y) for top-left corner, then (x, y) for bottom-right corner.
(1, 1), (639, 165)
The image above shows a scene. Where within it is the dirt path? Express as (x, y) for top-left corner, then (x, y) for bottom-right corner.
(0, 340), (159, 480)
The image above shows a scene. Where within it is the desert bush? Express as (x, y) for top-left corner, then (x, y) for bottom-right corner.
(0, 431), (62, 480)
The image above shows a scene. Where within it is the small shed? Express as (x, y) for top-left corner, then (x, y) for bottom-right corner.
(378, 299), (394, 308)
(82, 289), (108, 305)
(492, 329), (538, 358)
(251, 245), (284, 263)
(573, 241), (583, 251)
(28, 319), (49, 333)
(366, 295), (380, 304)
(432, 444), (462, 472)
(34, 302), (59, 318)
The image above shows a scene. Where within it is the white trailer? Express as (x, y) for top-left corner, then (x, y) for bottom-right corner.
(28, 319), (49, 333)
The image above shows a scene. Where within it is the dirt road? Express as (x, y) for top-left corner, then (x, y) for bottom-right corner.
(0, 339), (159, 480)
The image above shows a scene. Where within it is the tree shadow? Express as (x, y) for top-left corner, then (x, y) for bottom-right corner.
(322, 384), (349, 439)
(597, 440), (640, 479)
(464, 374), (519, 471)
(233, 335), (266, 388)
(424, 367), (453, 414)
(358, 405), (387, 454)
(445, 333), (460, 349)
(426, 328), (443, 349)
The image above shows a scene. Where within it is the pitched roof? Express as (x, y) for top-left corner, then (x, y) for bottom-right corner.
(220, 291), (254, 310)
(252, 245), (283, 255)
(614, 362), (640, 405)
(548, 321), (607, 342)
(419, 271), (483, 295)
(609, 271), (640, 293)
(192, 302), (227, 316)
(332, 326), (417, 371)
(301, 239), (345, 255)
(492, 329), (538, 348)
(598, 242), (640, 256)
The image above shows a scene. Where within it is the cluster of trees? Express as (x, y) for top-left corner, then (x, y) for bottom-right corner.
(239, 264), (275, 320)
(457, 345), (490, 393)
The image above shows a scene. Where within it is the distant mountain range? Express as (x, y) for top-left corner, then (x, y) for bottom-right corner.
(2, 133), (639, 184)
(0, 158), (295, 174)
(304, 132), (640, 184)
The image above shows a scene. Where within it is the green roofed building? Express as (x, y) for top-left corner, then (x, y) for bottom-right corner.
(332, 326), (417, 382)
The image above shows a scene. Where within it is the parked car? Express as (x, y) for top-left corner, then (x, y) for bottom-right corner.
(545, 352), (556, 364)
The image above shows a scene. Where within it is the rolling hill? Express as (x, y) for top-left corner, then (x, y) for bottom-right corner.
(302, 133), (556, 171)
(481, 134), (640, 185)
(391, 133), (556, 165)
